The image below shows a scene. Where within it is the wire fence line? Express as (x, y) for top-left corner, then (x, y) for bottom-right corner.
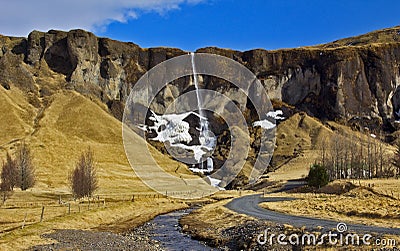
(1, 189), (213, 208)
(0, 189), (218, 233)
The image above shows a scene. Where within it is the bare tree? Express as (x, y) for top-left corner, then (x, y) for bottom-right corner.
(1, 153), (18, 191)
(317, 130), (395, 180)
(319, 136), (329, 168)
(16, 142), (35, 190)
(393, 142), (400, 178)
(70, 148), (98, 198)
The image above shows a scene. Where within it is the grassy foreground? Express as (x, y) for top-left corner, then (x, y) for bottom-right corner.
(260, 179), (400, 229)
(0, 85), (210, 250)
(0, 197), (188, 250)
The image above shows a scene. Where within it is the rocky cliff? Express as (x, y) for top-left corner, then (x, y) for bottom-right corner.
(1, 27), (400, 185)
(1, 27), (400, 132)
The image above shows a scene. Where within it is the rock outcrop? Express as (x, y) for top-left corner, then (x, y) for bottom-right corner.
(1, 27), (400, 185)
(1, 27), (400, 131)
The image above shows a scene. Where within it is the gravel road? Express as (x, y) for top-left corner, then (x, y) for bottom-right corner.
(225, 194), (400, 235)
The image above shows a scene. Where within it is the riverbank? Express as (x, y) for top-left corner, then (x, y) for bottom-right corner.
(30, 229), (163, 251)
(0, 198), (188, 250)
(181, 188), (400, 250)
(31, 208), (217, 250)
(180, 199), (296, 250)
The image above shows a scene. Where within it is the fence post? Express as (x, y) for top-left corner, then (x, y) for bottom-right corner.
(40, 206), (45, 222)
(21, 212), (27, 229)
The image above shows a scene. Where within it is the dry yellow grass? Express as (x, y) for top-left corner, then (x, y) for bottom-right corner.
(270, 113), (396, 181)
(260, 179), (400, 229)
(356, 179), (400, 196)
(0, 198), (188, 250)
(180, 196), (255, 243)
(0, 85), (214, 250)
(0, 85), (35, 147)
(270, 113), (334, 181)
(0, 88), (208, 193)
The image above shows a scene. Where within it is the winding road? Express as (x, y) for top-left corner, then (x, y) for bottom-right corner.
(226, 181), (400, 235)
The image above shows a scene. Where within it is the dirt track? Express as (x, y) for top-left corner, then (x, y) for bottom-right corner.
(225, 194), (400, 235)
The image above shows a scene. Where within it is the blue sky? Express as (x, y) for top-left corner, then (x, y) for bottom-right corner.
(1, 0), (399, 51)
(98, 0), (400, 51)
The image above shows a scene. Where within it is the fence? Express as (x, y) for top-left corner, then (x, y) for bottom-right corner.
(0, 189), (216, 234)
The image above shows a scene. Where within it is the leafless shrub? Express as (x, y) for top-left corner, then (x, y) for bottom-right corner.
(70, 148), (98, 199)
(16, 142), (36, 190)
(393, 142), (400, 178)
(317, 131), (394, 180)
(0, 153), (18, 192)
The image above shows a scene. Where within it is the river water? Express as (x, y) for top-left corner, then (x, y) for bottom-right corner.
(148, 208), (217, 251)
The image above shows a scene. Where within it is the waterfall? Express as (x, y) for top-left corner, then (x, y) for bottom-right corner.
(190, 53), (216, 170)
(191, 52), (204, 120)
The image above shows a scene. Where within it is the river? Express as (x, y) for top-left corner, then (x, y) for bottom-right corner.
(146, 208), (217, 251)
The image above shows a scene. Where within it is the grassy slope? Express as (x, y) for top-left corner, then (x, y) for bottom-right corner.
(0, 87), (206, 194)
(313, 26), (400, 48)
(0, 85), (212, 250)
(29, 90), (147, 193)
(269, 113), (333, 180)
(0, 85), (35, 148)
(270, 113), (395, 181)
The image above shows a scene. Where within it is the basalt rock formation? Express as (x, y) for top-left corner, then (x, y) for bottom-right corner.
(1, 28), (400, 130)
(1, 27), (400, 184)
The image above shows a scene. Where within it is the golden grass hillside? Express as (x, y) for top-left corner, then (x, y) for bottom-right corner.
(0, 84), (217, 250)
(0, 86), (211, 195)
(270, 113), (333, 180)
(0, 84), (35, 147)
(270, 113), (396, 181)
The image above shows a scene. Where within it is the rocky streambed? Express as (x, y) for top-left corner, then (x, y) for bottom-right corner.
(31, 209), (216, 251)
(31, 206), (298, 251)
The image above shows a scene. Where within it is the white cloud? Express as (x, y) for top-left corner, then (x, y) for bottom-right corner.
(0, 0), (206, 37)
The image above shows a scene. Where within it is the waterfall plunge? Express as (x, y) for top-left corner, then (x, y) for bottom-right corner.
(190, 53), (216, 170)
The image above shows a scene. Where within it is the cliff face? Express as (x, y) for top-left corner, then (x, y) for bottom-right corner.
(1, 27), (400, 134)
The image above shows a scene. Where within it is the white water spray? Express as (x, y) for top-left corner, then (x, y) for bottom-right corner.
(191, 52), (204, 119)
(190, 53), (216, 170)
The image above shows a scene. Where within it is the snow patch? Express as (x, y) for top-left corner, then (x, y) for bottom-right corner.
(190, 165), (213, 173)
(172, 143), (212, 163)
(253, 120), (276, 129)
(253, 110), (285, 129)
(207, 176), (225, 190)
(140, 110), (216, 173)
(147, 111), (199, 144)
(267, 110), (285, 120)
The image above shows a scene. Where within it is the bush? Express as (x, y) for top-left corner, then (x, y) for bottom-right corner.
(393, 142), (400, 178)
(1, 153), (18, 192)
(70, 148), (98, 199)
(16, 142), (36, 190)
(307, 164), (329, 188)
